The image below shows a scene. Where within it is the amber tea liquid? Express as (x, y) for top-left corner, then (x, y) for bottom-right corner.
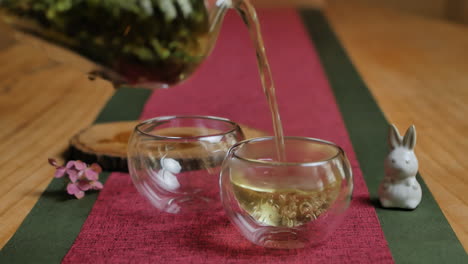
(235, 0), (286, 160)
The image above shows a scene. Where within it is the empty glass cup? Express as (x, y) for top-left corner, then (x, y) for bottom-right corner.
(128, 116), (244, 214)
(220, 137), (353, 248)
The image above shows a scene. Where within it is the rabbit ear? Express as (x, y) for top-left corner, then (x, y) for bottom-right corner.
(403, 125), (417, 150)
(388, 124), (402, 149)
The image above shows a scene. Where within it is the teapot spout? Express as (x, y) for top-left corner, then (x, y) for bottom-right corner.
(207, 0), (234, 32)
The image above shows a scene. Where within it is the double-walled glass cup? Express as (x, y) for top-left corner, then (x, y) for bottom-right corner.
(220, 137), (353, 248)
(128, 116), (244, 214)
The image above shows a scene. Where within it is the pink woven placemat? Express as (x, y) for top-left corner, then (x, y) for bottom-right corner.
(63, 9), (393, 263)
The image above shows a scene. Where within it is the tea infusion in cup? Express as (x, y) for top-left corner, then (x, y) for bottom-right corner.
(220, 137), (353, 248)
(128, 116), (244, 214)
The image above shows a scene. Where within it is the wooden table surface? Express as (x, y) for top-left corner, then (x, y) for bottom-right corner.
(0, 0), (467, 252)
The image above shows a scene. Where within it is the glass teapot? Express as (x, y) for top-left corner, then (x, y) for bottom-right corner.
(0, 0), (241, 89)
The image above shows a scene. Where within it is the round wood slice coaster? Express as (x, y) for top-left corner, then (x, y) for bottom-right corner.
(69, 121), (268, 172)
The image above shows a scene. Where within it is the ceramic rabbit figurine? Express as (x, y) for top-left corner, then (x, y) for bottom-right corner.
(378, 124), (421, 209)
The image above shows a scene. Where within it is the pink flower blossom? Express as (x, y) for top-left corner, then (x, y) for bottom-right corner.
(73, 160), (87, 171)
(84, 168), (99, 181)
(67, 183), (85, 199)
(49, 158), (103, 199)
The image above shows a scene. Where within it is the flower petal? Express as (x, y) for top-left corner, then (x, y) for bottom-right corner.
(77, 180), (92, 191)
(54, 167), (66, 178)
(74, 161), (87, 171)
(90, 163), (102, 173)
(74, 190), (85, 199)
(91, 181), (104, 190)
(67, 183), (80, 195)
(84, 168), (98, 181)
(68, 170), (79, 182)
(66, 160), (76, 169)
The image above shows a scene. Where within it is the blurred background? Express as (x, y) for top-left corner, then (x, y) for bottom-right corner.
(253, 0), (468, 25)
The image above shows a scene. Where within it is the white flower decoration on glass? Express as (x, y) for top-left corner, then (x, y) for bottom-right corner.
(378, 124), (422, 210)
(155, 157), (182, 191)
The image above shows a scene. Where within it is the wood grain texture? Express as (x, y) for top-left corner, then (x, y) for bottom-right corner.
(0, 0), (467, 253)
(0, 43), (114, 248)
(252, 0), (325, 8)
(326, 0), (468, 251)
(350, 0), (448, 19)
